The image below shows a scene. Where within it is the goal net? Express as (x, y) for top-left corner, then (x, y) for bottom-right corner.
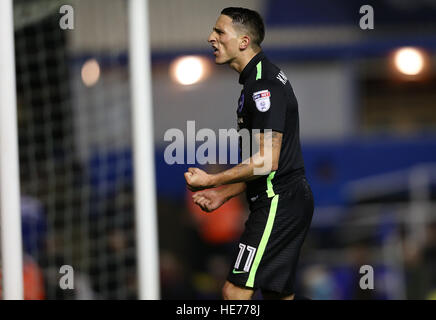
(4, 0), (137, 299)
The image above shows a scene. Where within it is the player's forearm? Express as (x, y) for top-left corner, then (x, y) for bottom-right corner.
(218, 182), (247, 201)
(211, 131), (281, 186)
(211, 152), (274, 186)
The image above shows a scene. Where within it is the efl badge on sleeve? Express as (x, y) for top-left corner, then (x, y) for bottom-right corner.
(252, 90), (271, 112)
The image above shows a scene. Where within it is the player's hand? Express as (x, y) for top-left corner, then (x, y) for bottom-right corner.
(192, 189), (226, 213)
(184, 167), (215, 191)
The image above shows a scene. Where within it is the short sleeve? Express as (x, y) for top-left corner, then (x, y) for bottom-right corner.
(247, 80), (287, 132)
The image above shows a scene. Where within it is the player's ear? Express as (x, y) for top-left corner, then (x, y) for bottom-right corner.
(239, 35), (250, 50)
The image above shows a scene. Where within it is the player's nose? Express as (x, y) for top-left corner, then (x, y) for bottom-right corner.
(207, 31), (216, 44)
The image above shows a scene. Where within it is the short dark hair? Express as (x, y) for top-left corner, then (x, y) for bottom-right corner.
(221, 7), (265, 48)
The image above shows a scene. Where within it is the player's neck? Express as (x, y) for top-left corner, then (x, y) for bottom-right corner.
(230, 48), (261, 74)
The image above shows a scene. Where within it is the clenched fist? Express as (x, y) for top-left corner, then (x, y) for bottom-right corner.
(184, 167), (215, 192)
(192, 189), (227, 213)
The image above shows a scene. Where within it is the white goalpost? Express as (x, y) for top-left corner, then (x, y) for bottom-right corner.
(0, 0), (24, 300)
(128, 0), (160, 300)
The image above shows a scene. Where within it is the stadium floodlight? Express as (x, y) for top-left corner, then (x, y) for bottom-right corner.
(393, 47), (426, 76)
(81, 59), (101, 87)
(0, 0), (24, 300)
(170, 56), (209, 85)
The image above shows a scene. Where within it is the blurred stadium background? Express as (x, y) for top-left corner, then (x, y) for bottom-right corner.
(1, 0), (436, 299)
